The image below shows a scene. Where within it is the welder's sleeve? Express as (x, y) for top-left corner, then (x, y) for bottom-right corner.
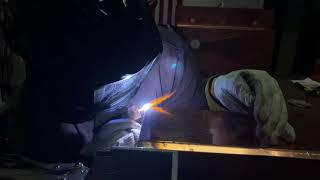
(129, 26), (208, 111)
(206, 70), (296, 145)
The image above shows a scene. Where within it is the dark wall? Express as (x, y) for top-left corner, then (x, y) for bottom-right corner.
(264, 0), (291, 75)
(265, 0), (319, 76)
(294, 0), (320, 75)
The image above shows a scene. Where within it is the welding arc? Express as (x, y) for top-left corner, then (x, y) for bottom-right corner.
(149, 92), (175, 106)
(148, 92), (175, 115)
(151, 106), (172, 116)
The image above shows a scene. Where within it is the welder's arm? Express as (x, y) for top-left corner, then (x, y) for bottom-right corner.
(206, 70), (296, 145)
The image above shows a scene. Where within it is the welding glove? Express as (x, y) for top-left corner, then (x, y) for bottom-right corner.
(206, 70), (296, 145)
(95, 119), (141, 150)
(81, 119), (141, 156)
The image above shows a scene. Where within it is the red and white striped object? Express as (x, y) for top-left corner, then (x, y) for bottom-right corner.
(152, 0), (180, 25)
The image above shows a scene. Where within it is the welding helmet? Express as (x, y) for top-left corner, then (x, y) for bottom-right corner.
(15, 0), (162, 84)
(49, 0), (163, 88)
(89, 0), (163, 86)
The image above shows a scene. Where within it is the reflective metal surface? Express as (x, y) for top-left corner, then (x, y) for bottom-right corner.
(143, 141), (320, 160)
(139, 108), (320, 161)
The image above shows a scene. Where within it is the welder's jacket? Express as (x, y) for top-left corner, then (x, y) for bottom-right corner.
(91, 27), (208, 152)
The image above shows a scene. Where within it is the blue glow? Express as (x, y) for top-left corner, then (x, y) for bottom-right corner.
(171, 63), (177, 69)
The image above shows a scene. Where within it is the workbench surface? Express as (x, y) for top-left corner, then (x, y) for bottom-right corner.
(278, 79), (320, 150)
(139, 78), (320, 152)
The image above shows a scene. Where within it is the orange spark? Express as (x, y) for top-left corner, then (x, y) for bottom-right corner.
(139, 92), (175, 115)
(149, 92), (175, 106)
(151, 106), (172, 116)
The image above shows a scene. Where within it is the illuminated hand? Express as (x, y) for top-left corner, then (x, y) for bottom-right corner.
(127, 105), (142, 121)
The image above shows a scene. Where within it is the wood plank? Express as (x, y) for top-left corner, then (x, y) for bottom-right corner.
(176, 6), (274, 28)
(178, 27), (274, 75)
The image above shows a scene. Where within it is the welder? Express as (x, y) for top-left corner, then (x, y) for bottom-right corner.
(9, 0), (295, 164)
(10, 0), (162, 163)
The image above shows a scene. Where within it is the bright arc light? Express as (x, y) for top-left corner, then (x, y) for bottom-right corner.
(138, 103), (152, 112)
(171, 63), (177, 69)
(121, 74), (133, 80)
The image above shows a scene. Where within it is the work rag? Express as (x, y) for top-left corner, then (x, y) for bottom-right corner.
(205, 70), (296, 145)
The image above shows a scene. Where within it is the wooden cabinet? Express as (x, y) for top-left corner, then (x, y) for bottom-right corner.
(176, 6), (274, 75)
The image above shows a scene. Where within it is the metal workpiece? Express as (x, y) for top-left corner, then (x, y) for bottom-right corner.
(146, 141), (320, 160)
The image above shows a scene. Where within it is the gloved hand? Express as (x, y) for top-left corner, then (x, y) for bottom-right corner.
(82, 118), (141, 156)
(212, 70), (295, 145)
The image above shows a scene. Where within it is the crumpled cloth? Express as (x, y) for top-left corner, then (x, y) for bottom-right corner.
(206, 70), (296, 145)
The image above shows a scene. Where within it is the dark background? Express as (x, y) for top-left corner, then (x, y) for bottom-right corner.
(265, 0), (320, 76)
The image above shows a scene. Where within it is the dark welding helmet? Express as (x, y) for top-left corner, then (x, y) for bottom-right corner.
(89, 0), (163, 86)
(15, 0), (162, 85)
(43, 0), (162, 90)
(69, 0), (163, 120)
